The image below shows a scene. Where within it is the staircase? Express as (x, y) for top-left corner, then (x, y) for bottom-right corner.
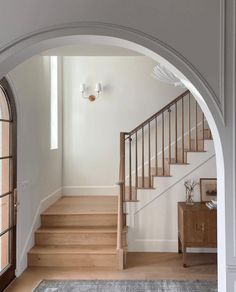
(116, 90), (213, 266)
(28, 196), (127, 268)
(28, 90), (213, 270)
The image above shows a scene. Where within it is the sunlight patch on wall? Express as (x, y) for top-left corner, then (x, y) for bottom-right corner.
(50, 56), (58, 150)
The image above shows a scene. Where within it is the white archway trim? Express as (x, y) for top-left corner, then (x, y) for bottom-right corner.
(0, 24), (226, 291)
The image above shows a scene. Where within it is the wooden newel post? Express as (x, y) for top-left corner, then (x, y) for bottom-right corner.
(117, 182), (124, 270)
(116, 132), (125, 270)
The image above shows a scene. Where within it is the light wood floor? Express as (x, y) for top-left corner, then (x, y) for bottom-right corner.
(6, 252), (217, 292)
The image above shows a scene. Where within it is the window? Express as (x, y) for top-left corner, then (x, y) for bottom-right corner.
(50, 56), (58, 150)
(0, 86), (11, 274)
(0, 78), (17, 291)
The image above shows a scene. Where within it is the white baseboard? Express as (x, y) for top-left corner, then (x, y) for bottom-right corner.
(187, 247), (217, 253)
(62, 185), (119, 196)
(15, 187), (62, 277)
(129, 239), (217, 253)
(129, 239), (177, 252)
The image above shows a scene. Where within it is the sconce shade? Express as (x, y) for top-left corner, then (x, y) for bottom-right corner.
(80, 83), (86, 93)
(95, 82), (102, 93)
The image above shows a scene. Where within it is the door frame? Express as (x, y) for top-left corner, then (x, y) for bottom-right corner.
(0, 78), (17, 292)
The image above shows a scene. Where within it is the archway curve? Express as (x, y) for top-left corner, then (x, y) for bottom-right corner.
(0, 22), (226, 289)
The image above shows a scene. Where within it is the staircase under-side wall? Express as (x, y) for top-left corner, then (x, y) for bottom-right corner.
(28, 89), (213, 270)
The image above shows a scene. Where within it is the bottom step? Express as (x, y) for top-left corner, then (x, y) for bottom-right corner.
(28, 245), (117, 267)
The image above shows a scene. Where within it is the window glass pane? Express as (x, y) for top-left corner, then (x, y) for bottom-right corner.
(0, 231), (10, 273)
(0, 88), (10, 121)
(0, 122), (10, 157)
(50, 56), (58, 150)
(0, 159), (10, 195)
(0, 194), (10, 233)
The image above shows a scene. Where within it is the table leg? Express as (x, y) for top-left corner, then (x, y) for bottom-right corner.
(178, 237), (182, 253)
(183, 245), (187, 267)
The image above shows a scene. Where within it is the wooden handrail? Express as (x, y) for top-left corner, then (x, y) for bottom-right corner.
(127, 90), (189, 136)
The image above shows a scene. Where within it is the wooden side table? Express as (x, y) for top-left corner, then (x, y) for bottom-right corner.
(178, 202), (217, 267)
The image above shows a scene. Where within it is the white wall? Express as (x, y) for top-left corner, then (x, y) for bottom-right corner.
(7, 55), (63, 275)
(62, 56), (183, 194)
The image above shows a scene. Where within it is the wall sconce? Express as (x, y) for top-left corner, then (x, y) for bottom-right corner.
(80, 83), (102, 102)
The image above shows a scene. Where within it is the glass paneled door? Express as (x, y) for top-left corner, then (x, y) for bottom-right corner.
(0, 79), (17, 291)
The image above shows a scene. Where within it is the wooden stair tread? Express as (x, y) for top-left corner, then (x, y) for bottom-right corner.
(165, 158), (188, 164)
(42, 211), (118, 215)
(137, 176), (154, 189)
(151, 167), (170, 177)
(169, 162), (189, 165)
(185, 150), (206, 153)
(152, 174), (171, 177)
(137, 176), (152, 180)
(36, 226), (128, 234)
(189, 138), (205, 141)
(29, 245), (117, 255)
(44, 196), (118, 215)
(201, 128), (211, 131)
(36, 227), (117, 234)
(137, 187), (155, 189)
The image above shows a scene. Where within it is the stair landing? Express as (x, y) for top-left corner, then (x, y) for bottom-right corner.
(44, 195), (118, 214)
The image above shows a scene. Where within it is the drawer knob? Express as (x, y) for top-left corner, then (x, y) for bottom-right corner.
(196, 223), (205, 232)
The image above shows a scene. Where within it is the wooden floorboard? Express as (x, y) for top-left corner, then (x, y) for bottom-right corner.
(6, 252), (217, 292)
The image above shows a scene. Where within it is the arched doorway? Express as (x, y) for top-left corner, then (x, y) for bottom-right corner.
(0, 78), (17, 291)
(0, 27), (226, 290)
